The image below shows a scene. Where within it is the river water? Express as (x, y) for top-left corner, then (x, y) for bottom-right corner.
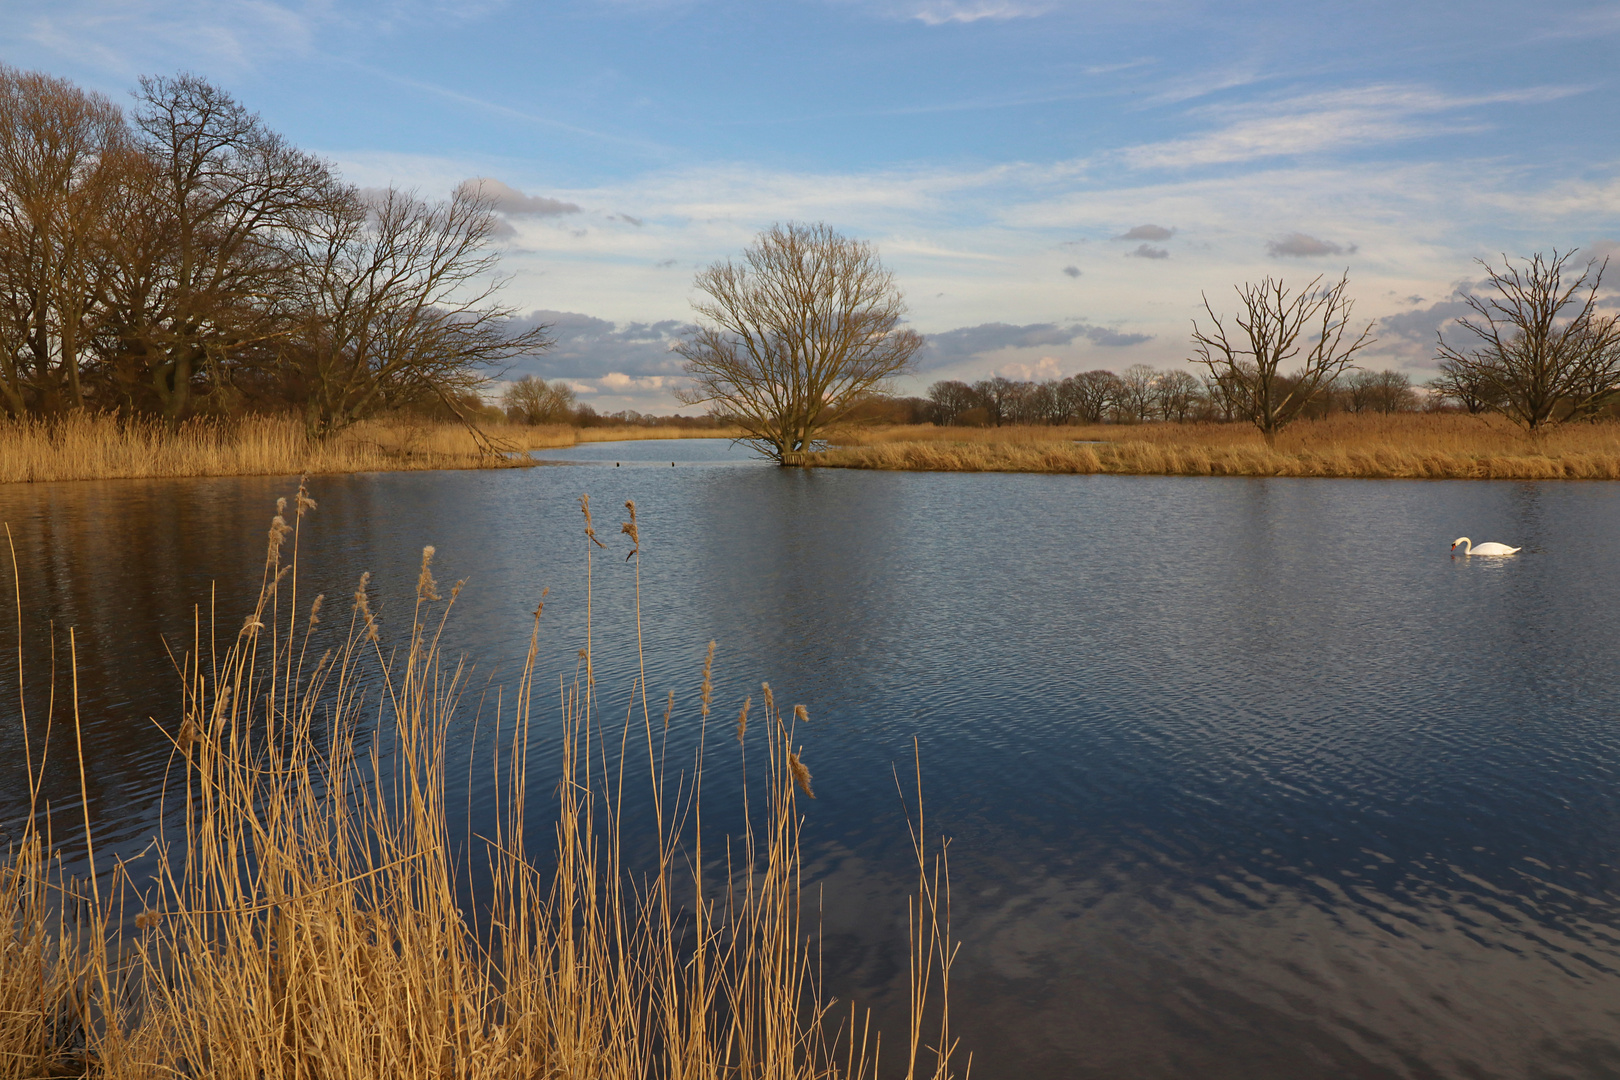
(1, 438), (1617, 1079)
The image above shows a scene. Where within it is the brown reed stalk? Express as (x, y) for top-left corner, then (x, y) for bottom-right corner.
(0, 484), (966, 1080)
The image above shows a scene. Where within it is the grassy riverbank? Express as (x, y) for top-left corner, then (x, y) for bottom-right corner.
(0, 488), (959, 1078)
(0, 414), (744, 484)
(815, 413), (1620, 480)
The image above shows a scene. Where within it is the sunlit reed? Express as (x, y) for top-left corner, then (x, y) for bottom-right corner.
(817, 413), (1620, 479)
(0, 485), (964, 1080)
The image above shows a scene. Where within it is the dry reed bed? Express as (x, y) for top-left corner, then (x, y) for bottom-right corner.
(0, 414), (520, 484)
(0, 489), (961, 1080)
(0, 416), (748, 484)
(818, 415), (1620, 480)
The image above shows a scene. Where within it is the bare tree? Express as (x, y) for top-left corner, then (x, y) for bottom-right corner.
(0, 65), (127, 415)
(1062, 370), (1118, 423)
(675, 223), (921, 463)
(286, 184), (550, 438)
(970, 376), (1018, 427)
(926, 379), (978, 425)
(1115, 364), (1158, 423)
(1434, 251), (1620, 430)
(1190, 272), (1374, 443)
(502, 373), (575, 424)
(1429, 360), (1498, 414)
(93, 75), (345, 422)
(1153, 369), (1201, 421)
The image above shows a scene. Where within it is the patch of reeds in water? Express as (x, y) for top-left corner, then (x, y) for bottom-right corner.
(0, 486), (962, 1079)
(817, 414), (1620, 480)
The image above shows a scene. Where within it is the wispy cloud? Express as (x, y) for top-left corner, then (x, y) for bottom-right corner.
(1122, 84), (1586, 170)
(12, 0), (318, 74)
(903, 1), (1050, 25)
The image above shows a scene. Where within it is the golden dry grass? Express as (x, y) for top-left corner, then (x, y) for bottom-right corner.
(0, 488), (962, 1080)
(0, 413), (533, 485)
(0, 416), (749, 484)
(816, 413), (1620, 480)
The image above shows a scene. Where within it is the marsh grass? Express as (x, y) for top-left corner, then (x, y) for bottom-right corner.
(0, 416), (748, 485)
(0, 485), (962, 1079)
(0, 414), (522, 485)
(817, 414), (1620, 480)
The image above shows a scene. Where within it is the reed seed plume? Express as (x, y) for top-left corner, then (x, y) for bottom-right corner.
(580, 492), (604, 547)
(736, 695), (752, 744)
(794, 703), (808, 725)
(620, 499), (639, 560)
(700, 640), (716, 723)
(266, 513), (291, 563)
(416, 544), (441, 602)
(308, 593), (324, 627)
(789, 750), (816, 799)
(663, 688), (675, 729)
(353, 569), (379, 641)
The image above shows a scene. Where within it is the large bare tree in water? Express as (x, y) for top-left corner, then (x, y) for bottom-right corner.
(675, 222), (922, 464)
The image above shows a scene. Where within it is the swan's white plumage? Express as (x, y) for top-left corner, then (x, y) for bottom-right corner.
(1451, 537), (1521, 556)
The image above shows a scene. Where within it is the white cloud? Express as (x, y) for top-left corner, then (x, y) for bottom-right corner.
(997, 355), (1065, 381)
(1122, 84), (1585, 170)
(906, 1), (1051, 24)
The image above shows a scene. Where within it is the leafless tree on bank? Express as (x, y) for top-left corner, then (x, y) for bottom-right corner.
(287, 184), (550, 439)
(675, 222), (922, 463)
(502, 374), (575, 424)
(1433, 251), (1620, 430)
(1346, 369), (1416, 415)
(926, 380), (979, 425)
(971, 376), (1017, 427)
(1190, 272), (1374, 443)
(1115, 364), (1158, 423)
(102, 74), (343, 423)
(0, 66), (126, 415)
(1153, 369), (1201, 421)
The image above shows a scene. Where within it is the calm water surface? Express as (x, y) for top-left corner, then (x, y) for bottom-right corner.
(2, 439), (1618, 1080)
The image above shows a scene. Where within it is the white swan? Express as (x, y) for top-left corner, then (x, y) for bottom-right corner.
(1451, 537), (1521, 556)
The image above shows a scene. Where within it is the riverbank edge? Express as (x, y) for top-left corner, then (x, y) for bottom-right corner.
(0, 419), (745, 486)
(810, 438), (1620, 480)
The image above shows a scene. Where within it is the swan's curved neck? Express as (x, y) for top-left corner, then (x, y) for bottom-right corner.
(1455, 537), (1471, 554)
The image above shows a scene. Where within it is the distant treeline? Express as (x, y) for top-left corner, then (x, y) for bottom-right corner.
(842, 365), (1430, 427)
(0, 66), (542, 436)
(496, 374), (729, 429)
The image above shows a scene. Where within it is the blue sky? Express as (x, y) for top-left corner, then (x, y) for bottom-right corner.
(5, 0), (1619, 411)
